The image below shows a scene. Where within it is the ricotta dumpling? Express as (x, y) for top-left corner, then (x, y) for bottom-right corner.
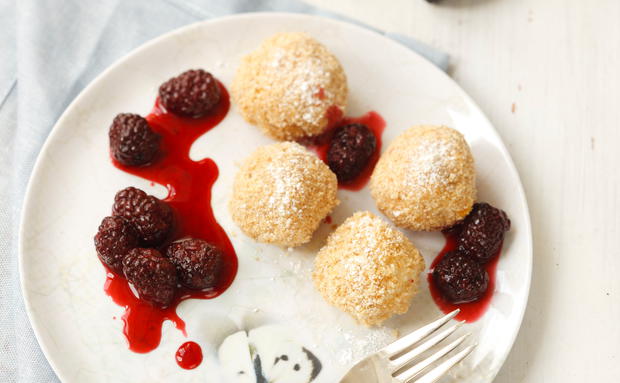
(229, 142), (338, 247)
(232, 32), (348, 140)
(313, 211), (425, 326)
(370, 125), (476, 231)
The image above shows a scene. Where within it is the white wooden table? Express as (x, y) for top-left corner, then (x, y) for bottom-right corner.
(306, 0), (620, 381)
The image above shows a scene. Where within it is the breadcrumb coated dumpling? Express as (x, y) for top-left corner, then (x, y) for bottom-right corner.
(232, 32), (348, 140)
(229, 142), (338, 247)
(313, 211), (425, 326)
(370, 126), (476, 231)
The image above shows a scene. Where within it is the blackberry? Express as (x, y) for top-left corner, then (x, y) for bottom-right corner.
(158, 69), (221, 118)
(109, 113), (160, 166)
(94, 216), (138, 274)
(433, 251), (489, 304)
(122, 248), (178, 308)
(327, 123), (376, 182)
(457, 202), (511, 263)
(165, 238), (223, 290)
(112, 187), (174, 247)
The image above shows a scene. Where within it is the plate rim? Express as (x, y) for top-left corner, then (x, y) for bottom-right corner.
(18, 11), (533, 382)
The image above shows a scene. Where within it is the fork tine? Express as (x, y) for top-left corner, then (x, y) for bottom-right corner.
(381, 309), (460, 357)
(389, 324), (461, 372)
(407, 344), (476, 383)
(393, 334), (470, 382)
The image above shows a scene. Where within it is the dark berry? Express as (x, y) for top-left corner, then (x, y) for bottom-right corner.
(433, 251), (489, 304)
(165, 238), (223, 290)
(327, 123), (377, 182)
(112, 187), (174, 247)
(441, 220), (465, 237)
(158, 69), (221, 118)
(122, 248), (177, 308)
(109, 113), (160, 166)
(94, 216), (138, 274)
(457, 202), (511, 263)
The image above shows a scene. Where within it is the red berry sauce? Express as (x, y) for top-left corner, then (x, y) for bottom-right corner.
(427, 233), (500, 323)
(175, 341), (203, 370)
(105, 82), (238, 353)
(307, 108), (385, 191)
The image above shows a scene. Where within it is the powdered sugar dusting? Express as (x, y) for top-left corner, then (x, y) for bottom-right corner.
(266, 46), (336, 130)
(232, 32), (347, 140)
(339, 215), (407, 317)
(313, 212), (425, 326)
(229, 142), (338, 246)
(370, 126), (476, 231)
(265, 145), (311, 229)
(407, 136), (457, 188)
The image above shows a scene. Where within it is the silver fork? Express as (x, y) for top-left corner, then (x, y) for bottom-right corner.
(339, 310), (475, 383)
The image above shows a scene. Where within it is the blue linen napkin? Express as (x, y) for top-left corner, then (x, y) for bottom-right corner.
(0, 0), (448, 381)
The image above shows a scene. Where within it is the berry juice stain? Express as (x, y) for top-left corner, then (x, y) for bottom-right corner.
(104, 268), (186, 353)
(175, 341), (203, 370)
(427, 233), (500, 323)
(105, 82), (238, 353)
(305, 108), (385, 191)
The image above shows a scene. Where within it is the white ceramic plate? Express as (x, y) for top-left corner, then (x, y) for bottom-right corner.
(19, 13), (532, 383)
